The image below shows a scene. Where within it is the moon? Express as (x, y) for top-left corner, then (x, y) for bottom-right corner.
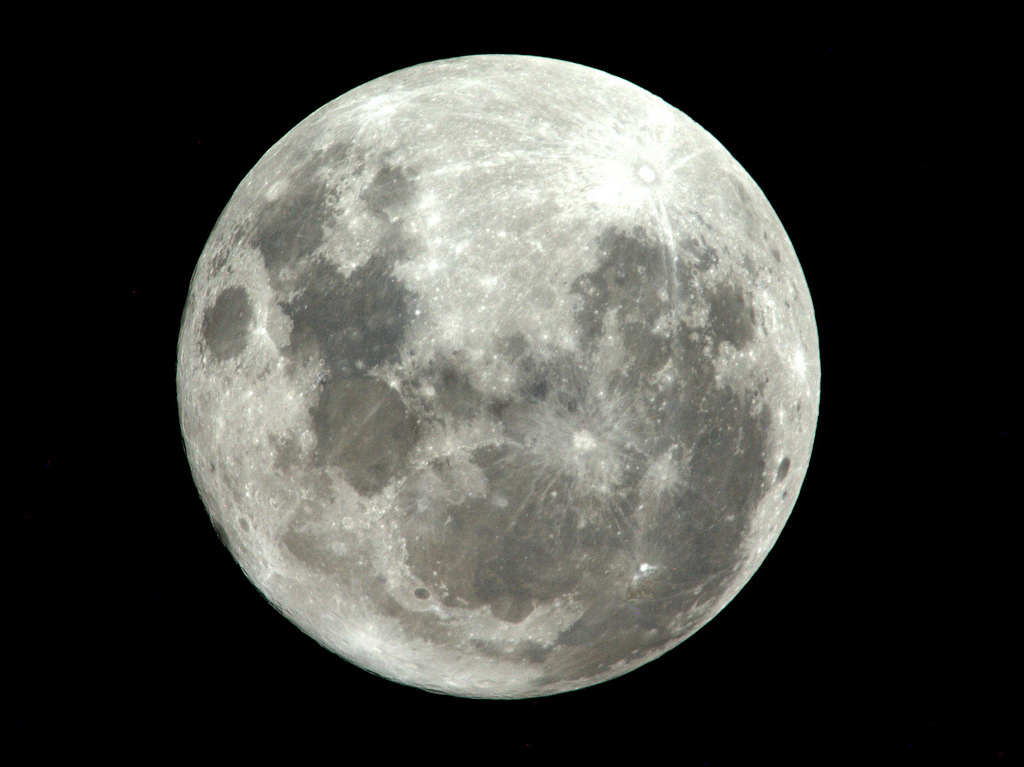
(177, 54), (820, 698)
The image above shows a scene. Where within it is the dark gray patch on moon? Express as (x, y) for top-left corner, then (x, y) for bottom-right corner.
(271, 432), (302, 470)
(572, 226), (678, 391)
(475, 221), (775, 682)
(541, 391), (771, 683)
(776, 456), (791, 482)
(283, 253), (414, 379)
(399, 454), (594, 625)
(274, 159), (423, 387)
(251, 148), (343, 277)
(429, 360), (486, 420)
(681, 235), (719, 272)
(310, 377), (419, 495)
(679, 391), (771, 568)
(473, 516), (581, 623)
(572, 226), (670, 350)
(707, 282), (757, 351)
(398, 355), (648, 626)
(361, 163), (418, 222)
(202, 286), (252, 361)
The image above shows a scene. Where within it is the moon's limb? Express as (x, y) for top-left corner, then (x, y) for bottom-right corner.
(177, 54), (820, 698)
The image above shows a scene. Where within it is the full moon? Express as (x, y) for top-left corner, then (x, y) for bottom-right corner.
(177, 54), (820, 698)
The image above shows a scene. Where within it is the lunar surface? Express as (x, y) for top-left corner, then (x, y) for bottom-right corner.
(177, 55), (820, 698)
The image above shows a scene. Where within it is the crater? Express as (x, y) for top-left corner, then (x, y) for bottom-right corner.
(202, 286), (252, 361)
(361, 163), (418, 221)
(776, 456), (791, 482)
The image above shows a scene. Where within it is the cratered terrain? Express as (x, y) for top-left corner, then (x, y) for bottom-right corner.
(177, 54), (820, 698)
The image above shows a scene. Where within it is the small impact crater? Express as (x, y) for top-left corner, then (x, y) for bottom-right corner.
(202, 286), (253, 361)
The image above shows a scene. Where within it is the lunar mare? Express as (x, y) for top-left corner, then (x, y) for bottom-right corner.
(177, 55), (820, 698)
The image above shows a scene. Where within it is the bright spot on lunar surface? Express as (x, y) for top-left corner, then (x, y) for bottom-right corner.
(177, 54), (820, 698)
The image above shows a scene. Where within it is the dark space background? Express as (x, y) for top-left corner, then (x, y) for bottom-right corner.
(25, 11), (1013, 763)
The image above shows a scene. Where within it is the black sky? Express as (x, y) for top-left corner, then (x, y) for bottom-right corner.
(26, 11), (1013, 762)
